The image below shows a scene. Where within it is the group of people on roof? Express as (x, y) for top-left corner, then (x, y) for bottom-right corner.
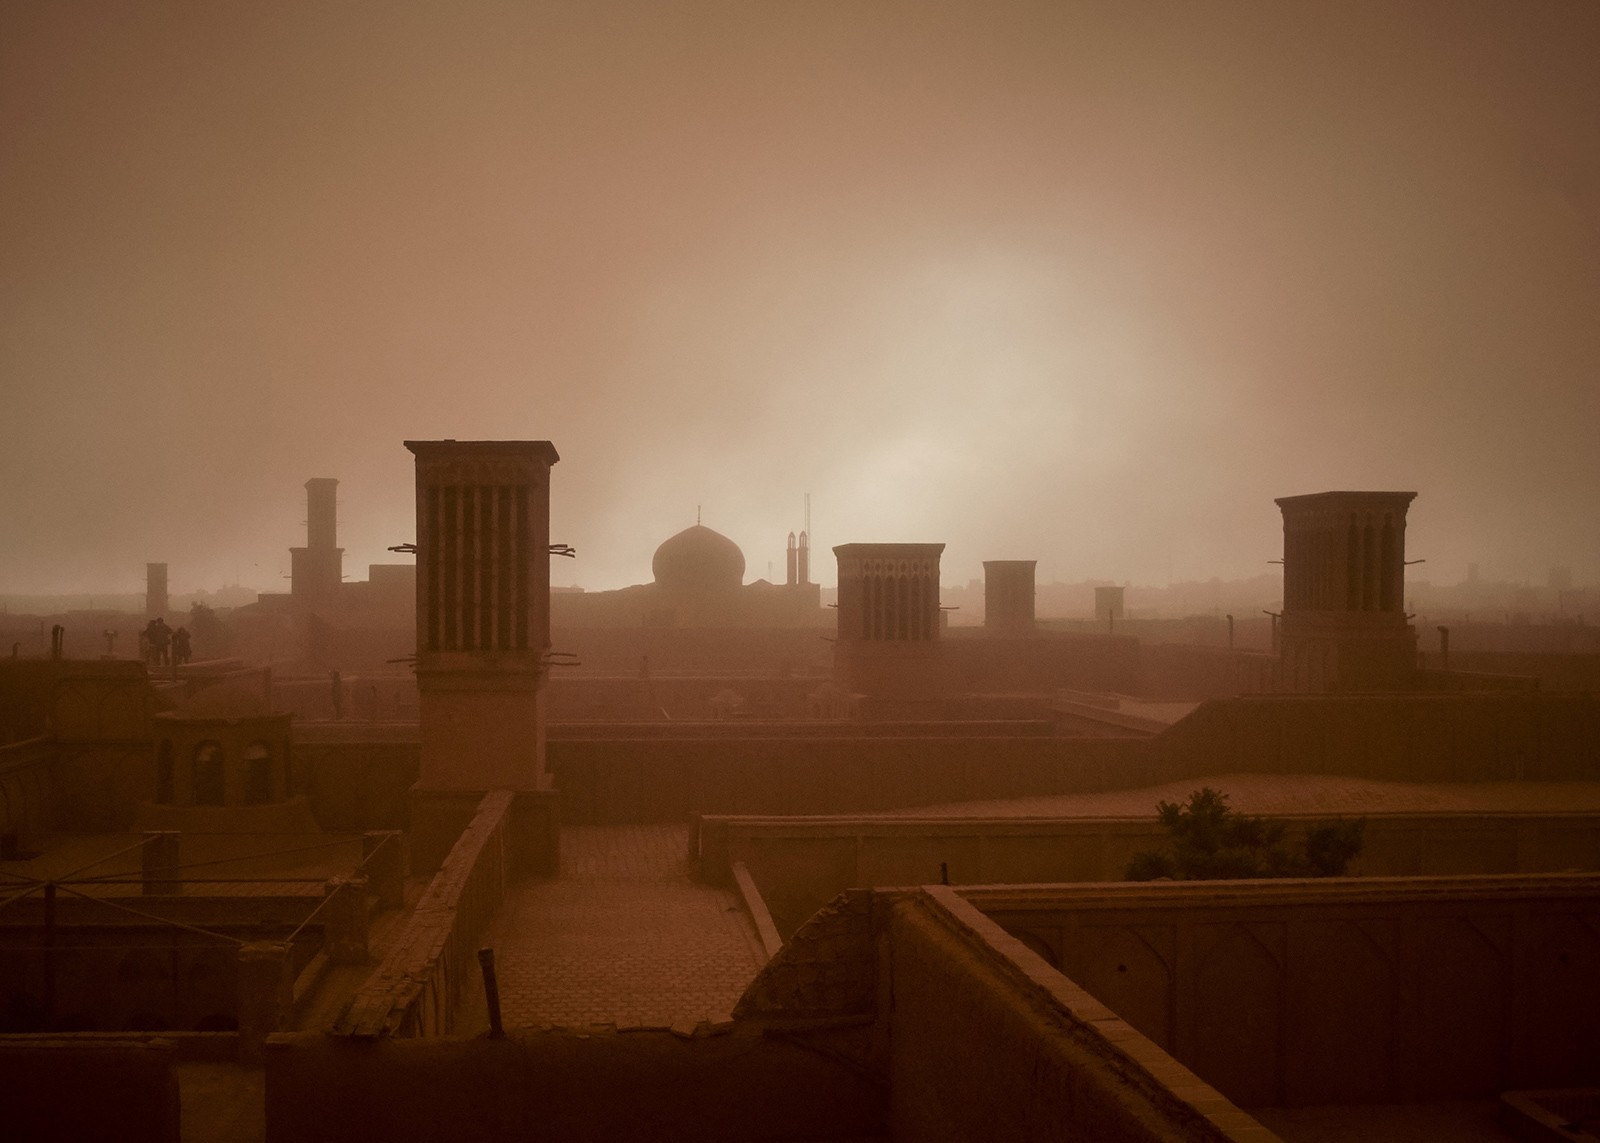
(139, 617), (191, 668)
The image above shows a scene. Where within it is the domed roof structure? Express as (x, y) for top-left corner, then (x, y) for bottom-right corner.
(652, 524), (745, 597)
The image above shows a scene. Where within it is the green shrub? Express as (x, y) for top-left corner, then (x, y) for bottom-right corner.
(1126, 787), (1364, 881)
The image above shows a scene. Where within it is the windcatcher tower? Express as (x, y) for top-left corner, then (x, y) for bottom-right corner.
(145, 563), (168, 619)
(1275, 490), (1417, 692)
(833, 543), (949, 712)
(405, 440), (560, 868)
(983, 560), (1036, 635)
(290, 478), (343, 609)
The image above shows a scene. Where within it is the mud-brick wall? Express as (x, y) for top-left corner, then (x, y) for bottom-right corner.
(980, 878), (1600, 1108)
(290, 729), (1163, 830)
(704, 812), (1600, 939)
(51, 742), (152, 831)
(0, 737), (54, 846)
(0, 1037), (180, 1143)
(550, 735), (1161, 824)
(263, 1027), (883, 1143)
(1157, 693), (1600, 783)
(886, 893), (1262, 1143)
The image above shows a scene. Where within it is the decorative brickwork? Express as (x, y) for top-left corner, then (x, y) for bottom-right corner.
(734, 889), (877, 1019)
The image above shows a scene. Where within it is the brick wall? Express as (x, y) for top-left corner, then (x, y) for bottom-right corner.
(333, 791), (512, 1037)
(1159, 694), (1600, 784)
(0, 1036), (180, 1143)
(970, 875), (1600, 1107)
(285, 693), (1600, 837)
(699, 811), (1600, 938)
(552, 735), (1161, 824)
(264, 1025), (885, 1143)
(266, 883), (1277, 1143)
(886, 888), (1272, 1142)
(0, 736), (53, 848)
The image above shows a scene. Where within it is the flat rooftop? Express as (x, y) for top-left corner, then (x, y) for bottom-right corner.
(890, 772), (1600, 819)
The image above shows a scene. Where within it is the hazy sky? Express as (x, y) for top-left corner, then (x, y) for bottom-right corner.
(3, 0), (1597, 597)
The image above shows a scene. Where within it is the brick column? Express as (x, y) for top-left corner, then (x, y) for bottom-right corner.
(141, 831), (180, 896)
(362, 831), (407, 909)
(322, 876), (370, 964)
(236, 941), (292, 1063)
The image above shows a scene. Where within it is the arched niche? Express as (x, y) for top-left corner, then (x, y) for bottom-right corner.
(192, 740), (225, 806)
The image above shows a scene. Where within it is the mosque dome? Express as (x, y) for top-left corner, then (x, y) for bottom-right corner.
(652, 524), (745, 596)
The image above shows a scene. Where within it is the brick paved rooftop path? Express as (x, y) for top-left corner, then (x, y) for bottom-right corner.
(465, 824), (768, 1031)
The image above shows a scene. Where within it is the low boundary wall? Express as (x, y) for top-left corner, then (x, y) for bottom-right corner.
(266, 883), (1280, 1143)
(697, 810), (1600, 937)
(292, 694), (1600, 829)
(969, 874), (1600, 1108)
(333, 791), (511, 1037)
(264, 1024), (884, 1143)
(0, 1035), (181, 1143)
(1160, 694), (1600, 784)
(281, 693), (1600, 836)
(0, 736), (54, 850)
(732, 887), (1279, 1142)
(551, 735), (1162, 824)
(887, 887), (1275, 1143)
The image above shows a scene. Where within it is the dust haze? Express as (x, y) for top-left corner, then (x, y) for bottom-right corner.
(3, 0), (1597, 596)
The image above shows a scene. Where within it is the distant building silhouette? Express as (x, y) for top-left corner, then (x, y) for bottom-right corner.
(833, 542), (949, 712)
(144, 563), (167, 620)
(1094, 585), (1125, 624)
(1275, 490), (1417, 693)
(290, 477), (343, 610)
(983, 560), (1036, 635)
(549, 521), (824, 630)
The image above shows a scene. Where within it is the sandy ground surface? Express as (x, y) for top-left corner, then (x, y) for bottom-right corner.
(464, 823), (768, 1031)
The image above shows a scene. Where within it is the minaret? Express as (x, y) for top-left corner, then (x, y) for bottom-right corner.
(786, 532), (798, 586)
(1275, 490), (1418, 692)
(798, 493), (812, 585)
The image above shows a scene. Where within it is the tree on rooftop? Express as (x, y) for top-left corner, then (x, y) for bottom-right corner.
(1126, 787), (1364, 881)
